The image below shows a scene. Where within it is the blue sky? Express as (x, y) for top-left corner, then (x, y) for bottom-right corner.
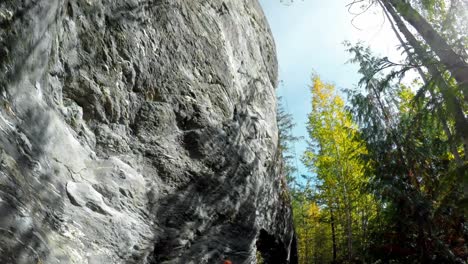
(258, 0), (401, 180)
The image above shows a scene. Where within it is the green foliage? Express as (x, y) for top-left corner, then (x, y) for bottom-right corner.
(414, 0), (467, 55)
(277, 96), (301, 186)
(295, 76), (379, 263)
(346, 43), (467, 263)
(286, 1), (467, 263)
(292, 193), (334, 264)
(291, 36), (466, 264)
(256, 250), (264, 264)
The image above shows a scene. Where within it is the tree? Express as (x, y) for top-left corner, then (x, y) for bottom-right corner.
(303, 76), (378, 263)
(377, 0), (468, 162)
(382, 0), (468, 101)
(377, 0), (465, 166)
(277, 96), (301, 187)
(346, 43), (467, 263)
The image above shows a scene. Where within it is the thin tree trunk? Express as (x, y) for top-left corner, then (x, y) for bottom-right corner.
(330, 208), (337, 263)
(333, 138), (355, 261)
(379, 0), (464, 166)
(345, 201), (353, 261)
(361, 207), (368, 254)
(386, 0), (468, 101)
(381, 0), (468, 160)
(301, 200), (308, 264)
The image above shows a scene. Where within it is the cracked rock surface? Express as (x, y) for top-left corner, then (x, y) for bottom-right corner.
(0, 0), (297, 263)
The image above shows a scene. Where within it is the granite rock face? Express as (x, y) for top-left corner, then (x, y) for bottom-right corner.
(0, 0), (296, 263)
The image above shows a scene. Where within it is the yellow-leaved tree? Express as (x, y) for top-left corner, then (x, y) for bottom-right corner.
(300, 75), (378, 263)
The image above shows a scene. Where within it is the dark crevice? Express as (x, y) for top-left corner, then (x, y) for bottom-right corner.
(256, 229), (289, 264)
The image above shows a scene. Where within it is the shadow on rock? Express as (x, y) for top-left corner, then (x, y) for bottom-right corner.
(0, 0), (66, 263)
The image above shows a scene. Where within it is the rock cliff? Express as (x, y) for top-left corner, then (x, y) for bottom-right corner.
(0, 0), (296, 263)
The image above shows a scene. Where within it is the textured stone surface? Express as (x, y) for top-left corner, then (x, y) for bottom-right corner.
(0, 0), (296, 263)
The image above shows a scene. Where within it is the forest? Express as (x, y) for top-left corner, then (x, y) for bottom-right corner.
(278, 0), (468, 263)
(0, 0), (466, 262)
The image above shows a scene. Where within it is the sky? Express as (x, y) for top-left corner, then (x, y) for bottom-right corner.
(258, 0), (402, 180)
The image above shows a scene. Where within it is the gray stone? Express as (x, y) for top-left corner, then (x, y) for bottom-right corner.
(0, 0), (297, 263)
(66, 182), (115, 215)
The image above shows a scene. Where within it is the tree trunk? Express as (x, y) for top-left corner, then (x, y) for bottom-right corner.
(379, 0), (464, 166)
(381, 0), (468, 160)
(360, 208), (368, 254)
(301, 201), (308, 264)
(330, 208), (337, 263)
(386, 0), (468, 101)
(345, 202), (353, 261)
